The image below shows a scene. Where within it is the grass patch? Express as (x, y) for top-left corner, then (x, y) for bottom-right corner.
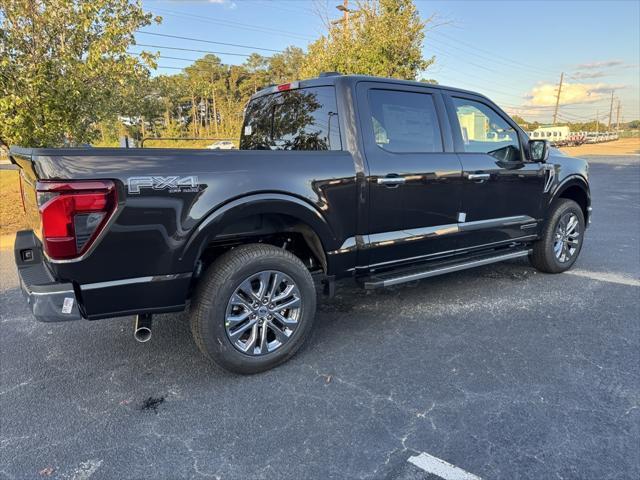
(0, 169), (30, 236)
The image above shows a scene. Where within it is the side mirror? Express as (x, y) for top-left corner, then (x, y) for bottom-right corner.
(529, 139), (550, 162)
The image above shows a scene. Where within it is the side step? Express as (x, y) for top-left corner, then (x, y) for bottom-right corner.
(363, 249), (531, 289)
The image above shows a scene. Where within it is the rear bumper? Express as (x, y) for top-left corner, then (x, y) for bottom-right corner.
(15, 230), (82, 322)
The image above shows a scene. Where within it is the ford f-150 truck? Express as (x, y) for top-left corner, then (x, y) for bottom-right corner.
(11, 74), (591, 373)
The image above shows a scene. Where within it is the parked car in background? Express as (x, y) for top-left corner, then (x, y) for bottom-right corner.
(207, 140), (236, 150)
(566, 131), (587, 146)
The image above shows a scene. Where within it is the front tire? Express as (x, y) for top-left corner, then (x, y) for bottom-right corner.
(530, 199), (585, 273)
(190, 244), (317, 374)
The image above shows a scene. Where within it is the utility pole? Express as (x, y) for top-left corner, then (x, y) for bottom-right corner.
(334, 0), (359, 36)
(615, 100), (621, 130)
(341, 0), (349, 32)
(607, 90), (614, 131)
(595, 110), (599, 135)
(552, 72), (564, 125)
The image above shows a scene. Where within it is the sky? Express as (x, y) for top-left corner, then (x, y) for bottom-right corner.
(137, 0), (640, 124)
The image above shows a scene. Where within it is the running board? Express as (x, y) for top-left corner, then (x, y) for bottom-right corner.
(363, 250), (531, 289)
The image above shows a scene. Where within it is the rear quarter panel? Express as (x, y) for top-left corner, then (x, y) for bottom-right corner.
(28, 149), (358, 284)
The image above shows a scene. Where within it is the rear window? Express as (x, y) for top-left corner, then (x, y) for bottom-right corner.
(240, 86), (341, 151)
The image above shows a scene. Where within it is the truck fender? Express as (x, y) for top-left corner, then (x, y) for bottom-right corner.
(547, 174), (591, 221)
(179, 193), (337, 268)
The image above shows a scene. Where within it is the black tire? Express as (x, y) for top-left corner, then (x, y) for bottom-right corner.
(190, 244), (316, 374)
(530, 198), (585, 273)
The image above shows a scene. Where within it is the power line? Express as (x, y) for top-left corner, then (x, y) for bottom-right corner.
(136, 31), (282, 53)
(427, 35), (557, 79)
(255, 0), (314, 16)
(429, 45), (517, 79)
(156, 65), (193, 71)
(430, 30), (558, 76)
(150, 7), (314, 41)
(133, 44), (257, 58)
(130, 52), (244, 67)
(502, 102), (610, 110)
(427, 46), (574, 107)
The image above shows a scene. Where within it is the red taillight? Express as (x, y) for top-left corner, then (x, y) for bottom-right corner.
(36, 180), (117, 260)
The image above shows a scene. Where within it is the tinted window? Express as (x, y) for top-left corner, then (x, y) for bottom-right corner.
(368, 90), (442, 153)
(452, 97), (520, 161)
(240, 86), (341, 151)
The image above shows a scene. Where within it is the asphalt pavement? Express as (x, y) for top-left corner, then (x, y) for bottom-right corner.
(1, 155), (638, 480)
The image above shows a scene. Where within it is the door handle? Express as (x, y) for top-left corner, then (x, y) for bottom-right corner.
(377, 176), (406, 187)
(467, 173), (490, 182)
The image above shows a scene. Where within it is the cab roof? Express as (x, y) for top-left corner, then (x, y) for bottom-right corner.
(250, 73), (487, 101)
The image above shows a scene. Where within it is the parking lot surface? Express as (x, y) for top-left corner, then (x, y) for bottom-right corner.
(1, 155), (638, 480)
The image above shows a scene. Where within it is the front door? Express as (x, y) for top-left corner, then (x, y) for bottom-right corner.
(357, 82), (464, 270)
(445, 94), (547, 250)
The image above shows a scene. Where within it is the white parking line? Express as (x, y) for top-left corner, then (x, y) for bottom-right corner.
(565, 269), (640, 287)
(407, 452), (482, 480)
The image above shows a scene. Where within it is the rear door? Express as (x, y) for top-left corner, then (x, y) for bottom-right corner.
(357, 82), (464, 270)
(444, 93), (546, 250)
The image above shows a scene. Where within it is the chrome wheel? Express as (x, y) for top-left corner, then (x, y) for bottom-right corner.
(225, 270), (302, 356)
(553, 212), (581, 263)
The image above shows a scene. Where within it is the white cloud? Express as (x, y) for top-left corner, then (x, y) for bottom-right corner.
(524, 82), (625, 107)
(578, 60), (625, 69)
(211, 0), (237, 5)
(571, 71), (607, 80)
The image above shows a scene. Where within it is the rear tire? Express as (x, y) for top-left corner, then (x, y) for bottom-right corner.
(190, 244), (317, 374)
(530, 199), (584, 273)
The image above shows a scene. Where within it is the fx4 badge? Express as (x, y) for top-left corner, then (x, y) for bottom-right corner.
(127, 176), (201, 194)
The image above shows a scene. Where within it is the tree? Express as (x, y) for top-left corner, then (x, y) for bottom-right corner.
(0, 0), (159, 147)
(301, 0), (434, 80)
(267, 46), (306, 84)
(245, 53), (270, 94)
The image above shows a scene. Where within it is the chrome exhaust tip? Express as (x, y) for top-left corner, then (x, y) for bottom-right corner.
(134, 314), (152, 343)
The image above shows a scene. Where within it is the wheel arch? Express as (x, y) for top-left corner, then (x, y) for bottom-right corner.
(549, 175), (590, 222)
(180, 193), (336, 273)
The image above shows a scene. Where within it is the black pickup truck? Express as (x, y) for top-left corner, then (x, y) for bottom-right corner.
(11, 74), (591, 373)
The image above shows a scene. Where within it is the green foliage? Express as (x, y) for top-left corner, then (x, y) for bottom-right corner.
(302, 0), (433, 80)
(122, 46), (308, 145)
(510, 115), (528, 126)
(268, 46), (305, 84)
(0, 0), (159, 147)
(1, 0), (438, 148)
(565, 120), (608, 132)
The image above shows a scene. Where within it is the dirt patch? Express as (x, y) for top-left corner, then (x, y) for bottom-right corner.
(0, 169), (29, 239)
(560, 137), (640, 156)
